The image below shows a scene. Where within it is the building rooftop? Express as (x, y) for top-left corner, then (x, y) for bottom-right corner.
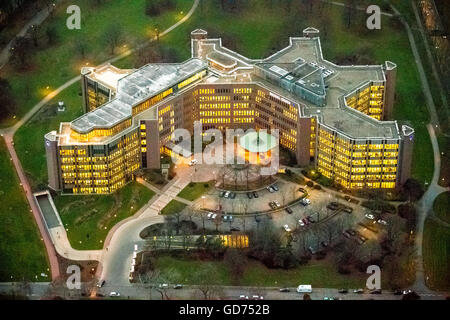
(71, 58), (207, 134)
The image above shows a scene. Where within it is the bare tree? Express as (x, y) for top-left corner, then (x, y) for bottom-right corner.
(103, 24), (123, 55)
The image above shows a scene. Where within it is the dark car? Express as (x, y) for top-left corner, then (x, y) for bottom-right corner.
(342, 207), (353, 214)
(307, 216), (316, 223)
(298, 187), (306, 193)
(279, 288), (290, 293)
(252, 191), (259, 198)
(285, 207), (293, 214)
(97, 279), (106, 288)
(321, 241), (328, 248)
(230, 192), (236, 199)
(247, 192), (253, 199)
(347, 229), (357, 236)
(327, 203), (338, 211)
(370, 289), (382, 294)
(230, 227), (240, 232)
(219, 191), (226, 198)
(173, 284), (183, 289)
(271, 184), (279, 191)
(343, 231), (351, 238)
(393, 289), (403, 295)
(338, 288), (348, 294)
(302, 218), (310, 225)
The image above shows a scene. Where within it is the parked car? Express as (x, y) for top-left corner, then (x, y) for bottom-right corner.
(365, 213), (375, 220)
(269, 202), (276, 209)
(230, 192), (236, 199)
(247, 192), (253, 199)
(211, 213), (217, 220)
(219, 191), (225, 198)
(283, 225), (292, 232)
(273, 200), (281, 208)
(279, 288), (290, 292)
(338, 288), (348, 294)
(307, 215), (316, 223)
(353, 288), (364, 294)
(109, 292), (121, 297)
(230, 227), (240, 232)
(300, 198), (311, 206)
(271, 184), (279, 191)
(327, 203), (339, 211)
(342, 231), (352, 238)
(298, 187), (306, 193)
(302, 218), (310, 225)
(321, 241), (328, 248)
(308, 246), (316, 255)
(239, 295), (249, 300)
(188, 159), (198, 166)
(207, 212), (214, 219)
(298, 219), (305, 227)
(223, 215), (233, 222)
(251, 295), (264, 300)
(224, 191), (230, 198)
(377, 219), (387, 225)
(252, 191), (259, 198)
(285, 207), (293, 214)
(393, 289), (403, 295)
(370, 289), (382, 294)
(342, 207), (353, 214)
(97, 280), (105, 288)
(173, 284), (183, 289)
(347, 229), (357, 236)
(158, 284), (169, 289)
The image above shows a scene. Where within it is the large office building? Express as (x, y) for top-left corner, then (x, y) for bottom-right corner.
(45, 28), (414, 194)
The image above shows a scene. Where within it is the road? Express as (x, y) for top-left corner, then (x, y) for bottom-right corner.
(0, 1), (62, 69)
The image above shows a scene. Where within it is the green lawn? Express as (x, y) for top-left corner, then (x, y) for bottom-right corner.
(1, 0), (193, 127)
(53, 181), (154, 250)
(0, 139), (49, 281)
(160, 200), (187, 216)
(422, 218), (450, 290)
(178, 182), (213, 201)
(154, 254), (368, 288)
(433, 192), (450, 224)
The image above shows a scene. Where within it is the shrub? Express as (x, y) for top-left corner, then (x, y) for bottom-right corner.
(306, 181), (314, 187)
(313, 184), (322, 190)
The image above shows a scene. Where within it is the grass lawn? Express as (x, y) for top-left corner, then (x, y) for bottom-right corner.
(0, 140), (49, 281)
(433, 192), (450, 224)
(178, 182), (213, 202)
(53, 181), (155, 250)
(1, 0), (193, 127)
(154, 254), (368, 288)
(422, 218), (450, 290)
(160, 200), (187, 216)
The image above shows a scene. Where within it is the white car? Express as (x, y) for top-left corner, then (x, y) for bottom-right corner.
(267, 186), (275, 193)
(377, 219), (387, 225)
(224, 191), (231, 198)
(239, 295), (249, 300)
(211, 213), (217, 220)
(159, 283), (169, 289)
(207, 212), (214, 219)
(365, 213), (375, 220)
(298, 219), (305, 227)
(300, 198), (311, 206)
(273, 200), (281, 208)
(109, 291), (120, 297)
(283, 224), (292, 232)
(188, 159), (198, 166)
